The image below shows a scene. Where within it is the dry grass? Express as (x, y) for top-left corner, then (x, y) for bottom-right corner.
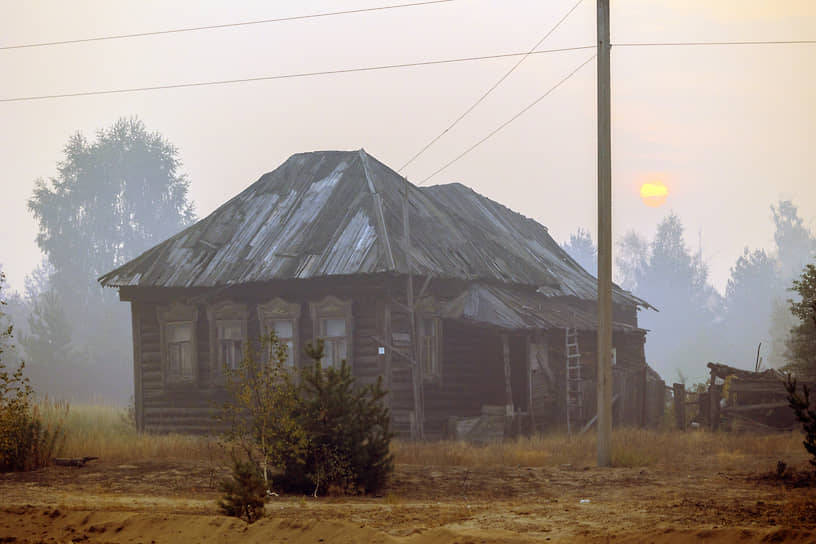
(41, 402), (218, 463)
(391, 427), (808, 471)
(42, 404), (809, 470)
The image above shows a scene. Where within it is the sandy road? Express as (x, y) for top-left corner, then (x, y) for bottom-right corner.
(0, 459), (814, 543)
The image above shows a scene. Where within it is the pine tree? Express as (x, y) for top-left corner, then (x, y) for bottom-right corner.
(785, 264), (816, 375)
(275, 340), (394, 496)
(218, 456), (267, 523)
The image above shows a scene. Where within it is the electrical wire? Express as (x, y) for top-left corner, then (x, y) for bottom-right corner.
(398, 0), (585, 172)
(418, 53), (596, 186)
(0, 45), (595, 103)
(0, 0), (456, 51)
(411, 37), (816, 183)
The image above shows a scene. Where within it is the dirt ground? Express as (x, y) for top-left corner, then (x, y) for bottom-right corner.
(1, 457), (815, 543)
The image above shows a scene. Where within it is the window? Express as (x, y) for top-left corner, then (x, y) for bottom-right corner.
(269, 318), (295, 367)
(310, 296), (352, 369)
(320, 317), (347, 368)
(207, 300), (248, 383)
(167, 322), (194, 382)
(217, 319), (243, 371)
(157, 302), (198, 387)
(419, 317), (441, 379)
(258, 298), (301, 368)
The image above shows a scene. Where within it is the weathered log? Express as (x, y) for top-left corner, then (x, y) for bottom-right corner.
(673, 383), (686, 431)
(53, 456), (98, 467)
(721, 401), (789, 413)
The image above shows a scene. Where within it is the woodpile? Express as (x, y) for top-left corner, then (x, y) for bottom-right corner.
(702, 362), (804, 431)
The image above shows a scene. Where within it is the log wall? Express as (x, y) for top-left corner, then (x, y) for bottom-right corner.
(131, 281), (388, 434)
(422, 320), (508, 439)
(134, 300), (226, 434)
(127, 280), (660, 437)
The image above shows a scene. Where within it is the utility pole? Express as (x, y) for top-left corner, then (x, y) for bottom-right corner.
(596, 0), (613, 467)
(403, 180), (424, 440)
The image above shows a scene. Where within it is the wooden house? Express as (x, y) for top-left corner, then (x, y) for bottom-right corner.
(99, 149), (664, 439)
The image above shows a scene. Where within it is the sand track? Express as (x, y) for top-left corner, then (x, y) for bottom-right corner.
(0, 459), (814, 543)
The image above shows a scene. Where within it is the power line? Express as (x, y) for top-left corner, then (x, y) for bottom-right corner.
(0, 45), (595, 103)
(398, 0), (585, 172)
(418, 53), (596, 186)
(0, 0), (456, 51)
(613, 39), (816, 47)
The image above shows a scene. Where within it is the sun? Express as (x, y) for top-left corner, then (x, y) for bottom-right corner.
(640, 182), (668, 208)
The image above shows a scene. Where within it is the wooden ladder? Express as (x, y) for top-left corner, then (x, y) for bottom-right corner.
(565, 327), (582, 436)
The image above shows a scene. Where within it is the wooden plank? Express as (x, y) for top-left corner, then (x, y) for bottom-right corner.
(142, 352), (161, 364)
(142, 367), (162, 377)
(722, 401), (789, 413)
(709, 370), (720, 431)
(673, 383), (686, 431)
(640, 365), (647, 428)
(131, 302), (144, 431)
(526, 336), (534, 432)
(141, 383), (164, 392)
(502, 334), (513, 417)
(728, 382), (786, 393)
(384, 302), (392, 394)
(579, 394), (619, 435)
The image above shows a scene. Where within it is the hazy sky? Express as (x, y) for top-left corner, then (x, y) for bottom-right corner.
(1, 0), (814, 294)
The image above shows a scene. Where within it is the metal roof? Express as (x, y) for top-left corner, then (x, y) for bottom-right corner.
(443, 283), (645, 332)
(99, 149), (648, 308)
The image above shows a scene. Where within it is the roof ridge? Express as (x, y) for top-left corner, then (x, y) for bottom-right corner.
(358, 150), (396, 271)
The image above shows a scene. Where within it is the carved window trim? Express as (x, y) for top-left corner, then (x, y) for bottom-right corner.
(258, 298), (302, 368)
(207, 300), (248, 384)
(309, 296), (353, 369)
(157, 302), (199, 388)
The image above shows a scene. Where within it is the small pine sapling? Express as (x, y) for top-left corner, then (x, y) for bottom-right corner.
(218, 455), (266, 523)
(275, 340), (394, 496)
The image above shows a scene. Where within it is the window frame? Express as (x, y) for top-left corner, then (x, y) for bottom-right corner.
(157, 302), (199, 388)
(309, 296), (353, 369)
(207, 300), (248, 384)
(258, 298), (301, 369)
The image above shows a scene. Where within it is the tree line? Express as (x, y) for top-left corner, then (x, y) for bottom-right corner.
(1, 117), (195, 402)
(562, 204), (816, 382)
(0, 115), (813, 399)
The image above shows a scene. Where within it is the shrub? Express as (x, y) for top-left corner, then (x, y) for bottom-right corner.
(785, 263), (816, 375)
(218, 455), (266, 523)
(219, 332), (307, 491)
(0, 274), (65, 472)
(784, 374), (816, 469)
(219, 334), (394, 500)
(274, 340), (394, 496)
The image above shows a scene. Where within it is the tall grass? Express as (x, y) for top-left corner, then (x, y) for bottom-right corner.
(41, 402), (218, 463)
(391, 428), (808, 470)
(41, 404), (809, 470)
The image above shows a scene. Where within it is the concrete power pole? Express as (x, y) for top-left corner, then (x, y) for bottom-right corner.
(596, 0), (613, 467)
